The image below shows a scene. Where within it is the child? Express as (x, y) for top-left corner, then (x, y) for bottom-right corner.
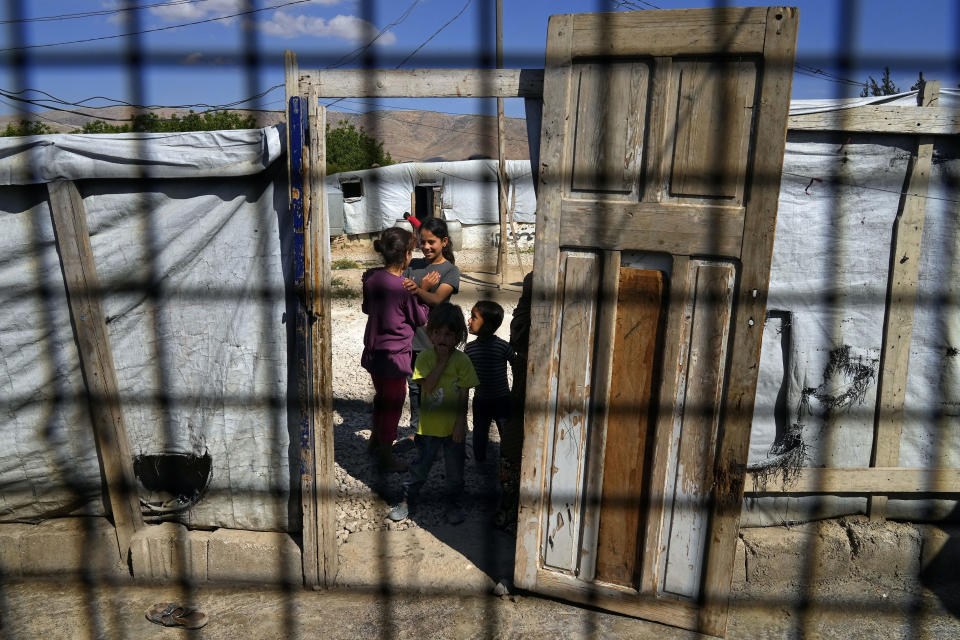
(402, 217), (461, 434)
(361, 227), (430, 472)
(388, 303), (478, 525)
(464, 300), (514, 463)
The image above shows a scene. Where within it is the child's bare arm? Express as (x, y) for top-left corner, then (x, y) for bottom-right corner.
(419, 347), (451, 396)
(452, 387), (469, 443)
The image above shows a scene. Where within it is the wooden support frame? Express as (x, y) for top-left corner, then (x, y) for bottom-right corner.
(868, 80), (941, 520)
(287, 57), (552, 590)
(287, 51), (339, 588)
(746, 467), (960, 494)
(48, 180), (143, 559)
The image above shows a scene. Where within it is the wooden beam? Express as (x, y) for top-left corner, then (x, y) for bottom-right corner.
(570, 8), (769, 57)
(786, 105), (959, 135)
(298, 65), (957, 138)
(745, 467), (960, 494)
(495, 0), (507, 285)
(47, 180), (143, 560)
(284, 50), (300, 203)
(559, 200), (744, 259)
(514, 14), (572, 592)
(307, 89), (338, 586)
(869, 96), (937, 519)
(700, 8), (798, 637)
(303, 68), (545, 98)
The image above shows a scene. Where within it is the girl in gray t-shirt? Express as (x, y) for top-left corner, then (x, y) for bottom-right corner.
(401, 218), (461, 431)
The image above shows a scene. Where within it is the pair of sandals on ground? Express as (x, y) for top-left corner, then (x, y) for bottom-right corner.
(145, 602), (208, 629)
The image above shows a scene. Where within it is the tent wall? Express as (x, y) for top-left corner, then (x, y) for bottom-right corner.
(0, 128), (297, 532)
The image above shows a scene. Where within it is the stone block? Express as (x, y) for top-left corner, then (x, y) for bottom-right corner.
(130, 522), (208, 582)
(842, 516), (921, 582)
(207, 529), (301, 585)
(19, 518), (122, 577)
(0, 524), (34, 578)
(742, 519), (852, 587)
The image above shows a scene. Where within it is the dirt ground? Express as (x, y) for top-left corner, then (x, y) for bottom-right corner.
(3, 247), (959, 639)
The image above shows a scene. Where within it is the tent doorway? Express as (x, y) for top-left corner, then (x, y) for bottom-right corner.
(412, 184), (440, 225)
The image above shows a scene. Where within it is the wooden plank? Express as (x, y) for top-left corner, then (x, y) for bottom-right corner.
(699, 8), (798, 636)
(594, 269), (664, 588)
(304, 68), (545, 98)
(496, 95), (508, 283)
(569, 62), (648, 194)
(284, 50), (300, 204)
(670, 60), (756, 202)
(642, 57), (674, 203)
(570, 8), (768, 57)
(536, 570), (701, 631)
(559, 200), (744, 258)
(298, 67), (959, 139)
(514, 13), (573, 592)
(578, 251), (620, 583)
(542, 253), (600, 572)
(869, 140), (936, 519)
(746, 467), (960, 494)
(641, 255), (693, 595)
(308, 89), (338, 586)
(786, 105), (960, 135)
(48, 180), (143, 559)
(288, 93), (317, 588)
(918, 80), (941, 107)
(660, 262), (736, 599)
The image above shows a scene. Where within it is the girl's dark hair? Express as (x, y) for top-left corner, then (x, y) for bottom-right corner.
(473, 300), (504, 337)
(427, 302), (468, 347)
(419, 217), (456, 264)
(373, 227), (415, 268)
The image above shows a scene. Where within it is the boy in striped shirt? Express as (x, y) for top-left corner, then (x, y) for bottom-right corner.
(465, 300), (515, 463)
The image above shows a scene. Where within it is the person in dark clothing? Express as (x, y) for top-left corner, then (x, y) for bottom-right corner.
(497, 271), (533, 530)
(465, 300), (514, 463)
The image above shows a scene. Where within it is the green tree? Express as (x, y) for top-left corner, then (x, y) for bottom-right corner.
(73, 120), (130, 134)
(2, 120), (54, 137)
(325, 120), (393, 174)
(72, 110), (257, 134)
(860, 66), (900, 97)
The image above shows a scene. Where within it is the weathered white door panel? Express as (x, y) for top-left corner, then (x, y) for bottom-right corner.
(541, 251), (600, 573)
(516, 7), (797, 637)
(659, 260), (737, 599)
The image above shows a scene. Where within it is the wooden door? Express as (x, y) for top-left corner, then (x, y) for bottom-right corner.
(515, 8), (798, 637)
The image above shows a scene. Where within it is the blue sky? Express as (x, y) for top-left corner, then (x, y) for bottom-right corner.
(1, 0), (957, 123)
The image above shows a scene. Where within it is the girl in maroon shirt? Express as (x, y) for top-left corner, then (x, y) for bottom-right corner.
(361, 227), (430, 471)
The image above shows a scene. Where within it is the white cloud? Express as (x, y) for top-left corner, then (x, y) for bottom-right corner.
(259, 12), (396, 43)
(148, 0), (345, 22)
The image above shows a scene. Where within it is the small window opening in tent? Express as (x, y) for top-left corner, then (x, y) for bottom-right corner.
(133, 452), (212, 523)
(413, 184), (439, 223)
(340, 177), (363, 201)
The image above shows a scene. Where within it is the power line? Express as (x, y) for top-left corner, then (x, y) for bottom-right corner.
(0, 0), (316, 53)
(0, 84), (285, 114)
(327, 0), (422, 69)
(396, 0), (472, 68)
(0, 0), (218, 25)
(323, 0), (473, 111)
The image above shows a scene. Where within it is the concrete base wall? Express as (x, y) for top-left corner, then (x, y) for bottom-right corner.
(129, 522), (302, 586)
(2, 516), (956, 593)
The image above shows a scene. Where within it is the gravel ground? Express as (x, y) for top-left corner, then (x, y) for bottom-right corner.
(327, 245), (525, 547)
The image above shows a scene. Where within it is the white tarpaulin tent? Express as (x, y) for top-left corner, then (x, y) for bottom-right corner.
(0, 90), (957, 531)
(325, 158), (537, 234)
